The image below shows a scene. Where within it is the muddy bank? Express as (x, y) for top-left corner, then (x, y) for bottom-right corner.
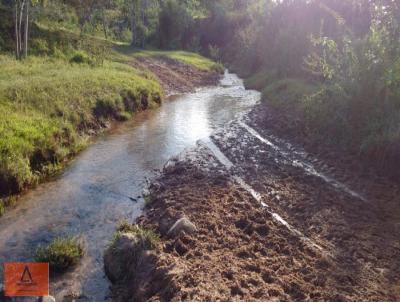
(105, 104), (400, 300)
(104, 138), (399, 301)
(248, 103), (400, 180)
(134, 56), (221, 96)
(0, 71), (255, 302)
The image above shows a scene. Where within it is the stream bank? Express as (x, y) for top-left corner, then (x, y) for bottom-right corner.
(0, 53), (220, 214)
(0, 71), (258, 302)
(106, 103), (400, 300)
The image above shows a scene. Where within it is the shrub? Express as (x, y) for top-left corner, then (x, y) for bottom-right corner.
(211, 63), (225, 74)
(69, 51), (93, 65)
(35, 236), (84, 272)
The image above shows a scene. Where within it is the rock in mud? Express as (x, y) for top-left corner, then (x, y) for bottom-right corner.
(104, 233), (144, 283)
(167, 217), (197, 238)
(163, 158), (178, 174)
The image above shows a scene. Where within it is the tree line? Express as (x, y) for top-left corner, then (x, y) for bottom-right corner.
(1, 0), (399, 167)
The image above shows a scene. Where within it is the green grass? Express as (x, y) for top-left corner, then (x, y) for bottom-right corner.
(117, 47), (224, 73)
(35, 236), (84, 272)
(0, 54), (162, 196)
(0, 23), (222, 202)
(115, 220), (160, 250)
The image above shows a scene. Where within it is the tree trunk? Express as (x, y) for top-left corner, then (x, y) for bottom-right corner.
(141, 0), (146, 48)
(14, 1), (20, 60)
(18, 0), (25, 56)
(131, 1), (137, 46)
(102, 10), (108, 40)
(24, 0), (29, 58)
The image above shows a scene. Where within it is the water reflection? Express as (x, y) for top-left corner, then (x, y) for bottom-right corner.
(0, 71), (260, 301)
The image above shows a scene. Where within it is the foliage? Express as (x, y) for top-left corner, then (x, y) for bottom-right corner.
(69, 50), (93, 65)
(35, 236), (84, 272)
(199, 0), (400, 168)
(1, 0), (398, 174)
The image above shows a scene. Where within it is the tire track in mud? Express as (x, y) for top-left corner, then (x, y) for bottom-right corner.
(238, 121), (367, 202)
(202, 138), (325, 253)
(209, 119), (400, 301)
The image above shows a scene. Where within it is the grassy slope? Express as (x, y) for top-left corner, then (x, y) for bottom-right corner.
(0, 33), (220, 205)
(0, 54), (162, 197)
(116, 47), (224, 72)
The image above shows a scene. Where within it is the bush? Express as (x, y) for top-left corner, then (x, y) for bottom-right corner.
(262, 78), (318, 109)
(69, 51), (93, 65)
(35, 236), (84, 272)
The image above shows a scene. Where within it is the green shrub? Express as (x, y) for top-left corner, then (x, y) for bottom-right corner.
(244, 71), (277, 91)
(31, 38), (50, 55)
(35, 236), (84, 272)
(69, 51), (93, 65)
(262, 78), (318, 109)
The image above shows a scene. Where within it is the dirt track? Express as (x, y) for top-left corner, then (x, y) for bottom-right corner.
(133, 56), (220, 96)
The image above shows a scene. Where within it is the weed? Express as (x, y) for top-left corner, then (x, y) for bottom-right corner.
(35, 236), (84, 272)
(115, 220), (159, 250)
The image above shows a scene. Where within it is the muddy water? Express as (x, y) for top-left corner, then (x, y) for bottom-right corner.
(0, 71), (260, 301)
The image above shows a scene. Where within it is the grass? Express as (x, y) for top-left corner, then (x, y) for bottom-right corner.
(35, 236), (84, 272)
(114, 220), (160, 250)
(0, 23), (222, 203)
(0, 54), (162, 197)
(117, 47), (224, 73)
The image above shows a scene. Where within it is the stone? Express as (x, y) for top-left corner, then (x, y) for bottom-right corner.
(42, 296), (56, 302)
(163, 158), (177, 174)
(167, 217), (197, 238)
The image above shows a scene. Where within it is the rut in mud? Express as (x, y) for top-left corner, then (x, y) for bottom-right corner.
(109, 108), (400, 301)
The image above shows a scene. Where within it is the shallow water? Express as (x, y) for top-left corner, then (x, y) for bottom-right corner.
(0, 71), (260, 301)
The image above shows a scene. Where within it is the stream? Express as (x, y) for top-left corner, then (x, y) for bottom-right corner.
(0, 71), (260, 301)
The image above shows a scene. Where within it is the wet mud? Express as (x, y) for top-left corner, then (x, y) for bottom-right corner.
(109, 104), (400, 301)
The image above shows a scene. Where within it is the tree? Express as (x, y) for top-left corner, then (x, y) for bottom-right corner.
(13, 0), (37, 60)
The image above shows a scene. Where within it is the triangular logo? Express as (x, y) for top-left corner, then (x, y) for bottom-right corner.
(19, 266), (33, 284)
